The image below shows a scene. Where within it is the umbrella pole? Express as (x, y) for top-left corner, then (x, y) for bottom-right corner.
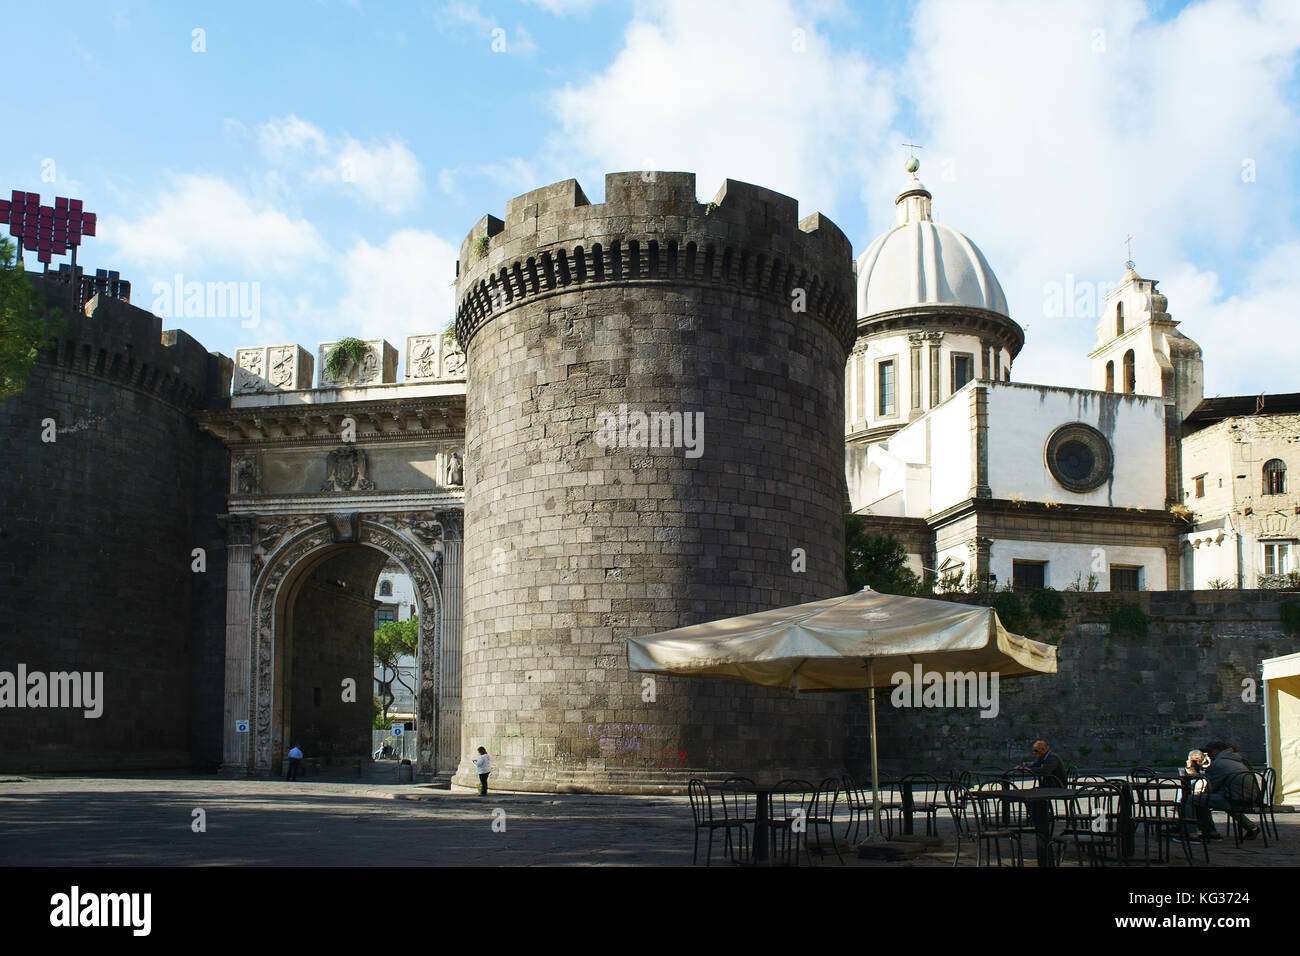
(868, 660), (883, 841)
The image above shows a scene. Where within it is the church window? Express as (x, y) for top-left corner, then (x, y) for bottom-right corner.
(1046, 422), (1114, 493)
(1012, 561), (1046, 590)
(1263, 459), (1286, 495)
(1123, 350), (1136, 393)
(951, 353), (974, 392)
(1193, 475), (1205, 498)
(878, 359), (896, 416)
(376, 608), (396, 627)
(1110, 566), (1141, 591)
(1262, 541), (1292, 576)
(379, 580), (393, 596)
(1116, 302), (1124, 336)
(1105, 360), (1114, 392)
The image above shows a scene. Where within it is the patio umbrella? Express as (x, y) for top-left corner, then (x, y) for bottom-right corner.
(626, 585), (1058, 841)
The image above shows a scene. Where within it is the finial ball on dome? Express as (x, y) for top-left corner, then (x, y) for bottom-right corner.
(905, 156), (920, 174)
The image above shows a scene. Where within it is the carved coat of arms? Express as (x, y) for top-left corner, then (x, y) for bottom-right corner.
(321, 446), (377, 492)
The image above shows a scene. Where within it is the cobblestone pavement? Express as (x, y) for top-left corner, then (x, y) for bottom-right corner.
(0, 775), (1293, 867)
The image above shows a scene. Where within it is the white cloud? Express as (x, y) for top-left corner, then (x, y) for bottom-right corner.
(256, 115), (425, 214)
(1161, 244), (1300, 396)
(259, 114), (328, 159)
(899, 0), (1300, 394)
(331, 229), (461, 348)
(102, 173), (330, 275)
(537, 0), (894, 217)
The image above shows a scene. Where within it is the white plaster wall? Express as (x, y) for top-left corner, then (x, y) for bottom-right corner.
(929, 392), (973, 513)
(985, 382), (1166, 508)
(988, 539), (1168, 591)
(1181, 533), (1240, 589)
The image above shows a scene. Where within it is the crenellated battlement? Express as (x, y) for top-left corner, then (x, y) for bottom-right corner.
(29, 275), (232, 412)
(455, 172), (856, 351)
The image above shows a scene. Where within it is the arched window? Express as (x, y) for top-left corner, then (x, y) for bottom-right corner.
(1123, 349), (1136, 393)
(1263, 459), (1287, 495)
(379, 580), (393, 597)
(1116, 302), (1124, 336)
(1105, 360), (1114, 392)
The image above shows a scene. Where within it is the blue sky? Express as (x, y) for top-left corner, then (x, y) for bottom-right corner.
(5, 0), (1298, 395)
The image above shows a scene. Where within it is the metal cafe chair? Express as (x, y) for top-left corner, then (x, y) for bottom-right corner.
(1262, 767), (1281, 841)
(841, 773), (903, 842)
(901, 772), (945, 836)
(717, 777), (758, 864)
(1058, 782), (1128, 867)
(806, 777), (843, 864)
(1221, 771), (1268, 847)
(943, 782), (980, 867)
(1130, 778), (1194, 865)
(770, 779), (817, 866)
(687, 779), (746, 866)
(969, 782), (1027, 867)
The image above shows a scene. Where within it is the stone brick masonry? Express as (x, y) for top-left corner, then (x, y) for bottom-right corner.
(454, 172), (858, 791)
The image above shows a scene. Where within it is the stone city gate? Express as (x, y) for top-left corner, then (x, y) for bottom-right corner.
(197, 336), (467, 781)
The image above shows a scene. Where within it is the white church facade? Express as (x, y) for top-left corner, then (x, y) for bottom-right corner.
(845, 158), (1297, 593)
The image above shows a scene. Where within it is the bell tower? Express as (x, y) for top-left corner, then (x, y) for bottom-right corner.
(1089, 265), (1203, 423)
(1089, 258), (1204, 508)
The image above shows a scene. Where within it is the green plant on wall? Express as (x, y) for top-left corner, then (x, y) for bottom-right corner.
(1110, 603), (1148, 639)
(1, 238), (65, 403)
(325, 337), (369, 380)
(472, 235), (490, 259)
(1029, 587), (1064, 622)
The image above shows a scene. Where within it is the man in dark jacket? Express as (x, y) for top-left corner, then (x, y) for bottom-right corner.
(1183, 741), (1261, 840)
(1017, 740), (1066, 788)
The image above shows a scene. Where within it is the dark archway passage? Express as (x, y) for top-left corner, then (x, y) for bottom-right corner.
(280, 546), (389, 769)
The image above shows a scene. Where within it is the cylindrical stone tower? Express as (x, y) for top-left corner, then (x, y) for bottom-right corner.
(454, 172), (857, 792)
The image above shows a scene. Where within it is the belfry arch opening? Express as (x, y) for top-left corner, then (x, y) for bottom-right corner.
(274, 543), (420, 772)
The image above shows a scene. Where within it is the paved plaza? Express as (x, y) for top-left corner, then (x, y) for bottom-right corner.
(0, 774), (1293, 867)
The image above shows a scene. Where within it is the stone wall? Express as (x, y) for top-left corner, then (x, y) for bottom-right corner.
(853, 589), (1300, 775)
(455, 172), (858, 791)
(0, 279), (231, 772)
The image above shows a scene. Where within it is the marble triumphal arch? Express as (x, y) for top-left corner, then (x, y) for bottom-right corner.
(197, 335), (466, 780)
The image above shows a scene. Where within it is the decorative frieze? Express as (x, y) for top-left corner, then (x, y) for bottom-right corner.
(405, 333), (467, 383)
(234, 344), (314, 394)
(317, 339), (399, 388)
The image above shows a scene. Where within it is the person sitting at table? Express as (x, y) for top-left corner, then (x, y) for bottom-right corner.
(1015, 740), (1066, 788)
(1180, 741), (1260, 841)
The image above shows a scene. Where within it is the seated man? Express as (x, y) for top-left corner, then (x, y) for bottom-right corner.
(1016, 740), (1066, 788)
(1181, 741), (1260, 841)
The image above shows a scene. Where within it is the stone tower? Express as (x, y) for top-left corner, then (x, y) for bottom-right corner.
(454, 172), (857, 792)
(0, 278), (232, 772)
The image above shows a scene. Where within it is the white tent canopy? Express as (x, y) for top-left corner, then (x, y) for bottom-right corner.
(1263, 651), (1300, 807)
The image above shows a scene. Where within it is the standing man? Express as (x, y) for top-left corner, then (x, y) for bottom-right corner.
(1017, 740), (1066, 788)
(287, 744), (304, 781)
(473, 746), (491, 796)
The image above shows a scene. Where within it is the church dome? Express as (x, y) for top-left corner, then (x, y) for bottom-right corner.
(857, 163), (1009, 319)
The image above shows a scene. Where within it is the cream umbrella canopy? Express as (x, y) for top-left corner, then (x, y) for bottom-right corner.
(626, 586), (1058, 840)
